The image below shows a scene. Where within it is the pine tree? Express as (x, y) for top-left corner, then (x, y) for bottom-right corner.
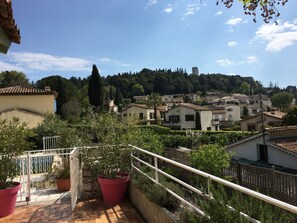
(88, 64), (103, 111)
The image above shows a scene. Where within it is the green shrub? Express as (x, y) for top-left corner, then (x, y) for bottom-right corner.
(189, 144), (232, 178)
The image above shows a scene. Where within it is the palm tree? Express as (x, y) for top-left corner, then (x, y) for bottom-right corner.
(147, 92), (162, 124)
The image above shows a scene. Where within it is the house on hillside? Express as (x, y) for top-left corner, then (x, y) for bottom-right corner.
(227, 126), (297, 171)
(240, 111), (285, 131)
(163, 103), (216, 130)
(0, 0), (21, 54)
(0, 86), (57, 128)
(120, 103), (167, 124)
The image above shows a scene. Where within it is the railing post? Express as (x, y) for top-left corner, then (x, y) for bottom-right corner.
(154, 156), (159, 183)
(26, 153), (31, 204)
(236, 159), (242, 185)
(271, 165), (275, 198)
(207, 176), (212, 198)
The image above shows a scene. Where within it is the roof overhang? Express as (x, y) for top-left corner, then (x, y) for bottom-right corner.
(0, 25), (11, 53)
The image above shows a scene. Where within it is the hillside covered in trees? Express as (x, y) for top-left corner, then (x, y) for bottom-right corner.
(1, 68), (297, 121)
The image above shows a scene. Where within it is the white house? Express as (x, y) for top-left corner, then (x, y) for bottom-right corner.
(163, 103), (216, 130)
(227, 126), (297, 170)
(120, 104), (167, 124)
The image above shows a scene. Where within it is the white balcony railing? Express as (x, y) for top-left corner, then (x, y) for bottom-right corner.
(130, 145), (297, 221)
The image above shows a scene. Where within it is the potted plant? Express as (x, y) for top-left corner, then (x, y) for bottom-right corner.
(45, 157), (71, 191)
(82, 112), (136, 205)
(0, 118), (33, 217)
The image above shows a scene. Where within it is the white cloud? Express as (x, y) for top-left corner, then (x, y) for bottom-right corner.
(228, 41), (238, 47)
(98, 58), (112, 63)
(216, 56), (258, 66)
(164, 5), (173, 14)
(182, 3), (200, 19)
(247, 56), (258, 63)
(8, 52), (93, 72)
(255, 20), (297, 52)
(0, 61), (23, 72)
(215, 11), (223, 16)
(226, 17), (242, 26)
(216, 59), (234, 66)
(145, 0), (157, 9)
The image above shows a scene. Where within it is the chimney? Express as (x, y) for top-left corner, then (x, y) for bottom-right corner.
(44, 86), (51, 91)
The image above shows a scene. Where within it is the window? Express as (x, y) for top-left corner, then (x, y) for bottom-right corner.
(139, 113), (143, 120)
(207, 127), (211, 131)
(169, 115), (179, 123)
(149, 112), (154, 119)
(248, 125), (256, 131)
(227, 108), (233, 112)
(185, 115), (194, 121)
(258, 144), (268, 162)
(252, 109), (257, 114)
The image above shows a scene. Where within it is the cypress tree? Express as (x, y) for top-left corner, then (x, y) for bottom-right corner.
(88, 64), (103, 111)
(195, 111), (202, 130)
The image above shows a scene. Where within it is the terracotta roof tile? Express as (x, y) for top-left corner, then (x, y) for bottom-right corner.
(178, 103), (209, 111)
(269, 137), (297, 155)
(0, 86), (57, 96)
(0, 0), (21, 43)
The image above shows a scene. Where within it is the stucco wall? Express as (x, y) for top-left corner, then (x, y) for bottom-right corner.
(227, 137), (264, 161)
(121, 106), (155, 121)
(200, 110), (213, 130)
(0, 110), (44, 128)
(268, 146), (297, 170)
(0, 95), (55, 114)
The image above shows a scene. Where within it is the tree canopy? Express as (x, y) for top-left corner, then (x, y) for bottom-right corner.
(282, 106), (297, 126)
(219, 0), (289, 24)
(88, 64), (104, 111)
(271, 91), (294, 111)
(0, 71), (30, 87)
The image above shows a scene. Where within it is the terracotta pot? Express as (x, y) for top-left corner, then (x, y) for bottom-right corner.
(98, 173), (130, 205)
(0, 182), (21, 217)
(56, 178), (71, 191)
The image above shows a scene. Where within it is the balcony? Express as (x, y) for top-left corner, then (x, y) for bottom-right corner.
(212, 118), (220, 125)
(2, 146), (297, 222)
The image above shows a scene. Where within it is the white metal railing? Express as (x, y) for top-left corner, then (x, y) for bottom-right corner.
(130, 145), (297, 221)
(42, 136), (61, 150)
(70, 147), (81, 211)
(16, 147), (79, 204)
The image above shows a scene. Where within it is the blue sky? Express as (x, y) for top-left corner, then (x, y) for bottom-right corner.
(1, 0), (297, 88)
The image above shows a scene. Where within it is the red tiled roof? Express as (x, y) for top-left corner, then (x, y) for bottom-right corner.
(0, 86), (57, 96)
(0, 0), (21, 43)
(265, 125), (297, 137)
(177, 103), (209, 111)
(269, 137), (297, 155)
(241, 111), (285, 122)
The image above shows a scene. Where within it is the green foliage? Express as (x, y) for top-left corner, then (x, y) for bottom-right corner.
(147, 92), (162, 124)
(282, 106), (297, 125)
(130, 128), (164, 154)
(195, 111), (202, 130)
(189, 144), (232, 178)
(81, 112), (136, 179)
(36, 75), (78, 117)
(33, 113), (89, 149)
(0, 71), (30, 87)
(132, 171), (184, 212)
(88, 64), (104, 111)
(219, 0), (289, 24)
(180, 186), (296, 223)
(271, 91), (294, 111)
(162, 135), (194, 148)
(0, 118), (34, 189)
(45, 157), (70, 182)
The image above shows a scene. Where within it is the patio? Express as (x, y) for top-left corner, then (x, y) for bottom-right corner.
(0, 196), (145, 223)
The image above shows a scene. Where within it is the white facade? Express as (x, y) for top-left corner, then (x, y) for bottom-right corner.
(227, 132), (297, 170)
(121, 104), (155, 123)
(224, 104), (241, 122)
(164, 104), (215, 130)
